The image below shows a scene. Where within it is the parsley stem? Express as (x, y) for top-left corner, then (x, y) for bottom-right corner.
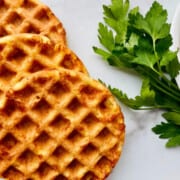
(136, 105), (177, 110)
(150, 79), (180, 102)
(137, 67), (180, 101)
(161, 75), (180, 91)
(152, 38), (162, 74)
(152, 75), (180, 98)
(152, 37), (179, 92)
(153, 76), (180, 98)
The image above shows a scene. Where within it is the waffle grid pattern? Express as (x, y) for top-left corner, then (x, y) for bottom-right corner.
(0, 34), (87, 91)
(0, 70), (124, 179)
(0, 0), (66, 44)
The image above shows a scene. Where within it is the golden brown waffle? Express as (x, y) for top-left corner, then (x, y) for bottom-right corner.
(0, 33), (88, 93)
(0, 69), (125, 180)
(0, 0), (66, 44)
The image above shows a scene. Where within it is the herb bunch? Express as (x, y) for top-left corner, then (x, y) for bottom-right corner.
(93, 0), (180, 147)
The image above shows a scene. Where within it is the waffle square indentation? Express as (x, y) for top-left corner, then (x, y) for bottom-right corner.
(6, 12), (23, 26)
(3, 166), (24, 179)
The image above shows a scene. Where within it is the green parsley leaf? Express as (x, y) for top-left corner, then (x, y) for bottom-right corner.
(163, 112), (180, 125)
(125, 33), (139, 53)
(152, 122), (180, 147)
(166, 135), (180, 147)
(103, 0), (129, 44)
(166, 57), (180, 79)
(145, 1), (170, 40)
(160, 51), (177, 67)
(130, 2), (170, 42)
(133, 50), (157, 70)
(156, 35), (172, 54)
(110, 87), (144, 109)
(93, 47), (111, 61)
(110, 78), (156, 109)
(140, 78), (156, 106)
(98, 23), (115, 52)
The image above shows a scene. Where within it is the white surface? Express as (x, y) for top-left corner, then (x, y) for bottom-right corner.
(41, 0), (180, 180)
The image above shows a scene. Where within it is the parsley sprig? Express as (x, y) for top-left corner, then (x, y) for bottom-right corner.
(93, 0), (180, 147)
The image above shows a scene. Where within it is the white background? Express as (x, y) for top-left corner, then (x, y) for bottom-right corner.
(41, 1), (180, 180)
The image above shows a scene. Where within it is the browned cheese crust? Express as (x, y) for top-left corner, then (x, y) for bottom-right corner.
(0, 34), (88, 94)
(0, 0), (66, 44)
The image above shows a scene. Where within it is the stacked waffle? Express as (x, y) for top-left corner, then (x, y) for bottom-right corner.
(0, 0), (125, 180)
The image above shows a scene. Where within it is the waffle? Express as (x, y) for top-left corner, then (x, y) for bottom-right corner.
(0, 0), (66, 44)
(0, 69), (125, 180)
(0, 33), (88, 93)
